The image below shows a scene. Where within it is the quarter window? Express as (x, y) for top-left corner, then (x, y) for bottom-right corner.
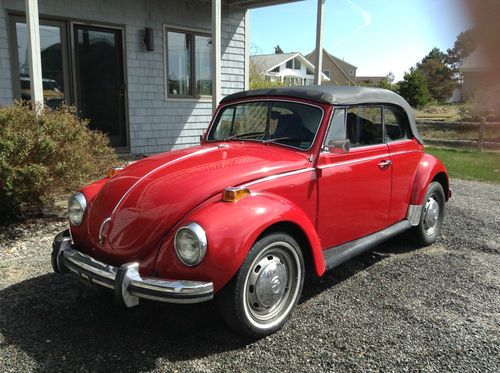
(324, 109), (346, 146)
(346, 107), (383, 147)
(166, 29), (212, 98)
(384, 107), (409, 142)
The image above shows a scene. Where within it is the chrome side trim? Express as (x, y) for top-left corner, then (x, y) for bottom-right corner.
(317, 154), (390, 170)
(111, 146), (219, 215)
(407, 204), (423, 226)
(241, 167), (315, 188)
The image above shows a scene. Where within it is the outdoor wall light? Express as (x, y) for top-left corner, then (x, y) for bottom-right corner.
(144, 27), (154, 51)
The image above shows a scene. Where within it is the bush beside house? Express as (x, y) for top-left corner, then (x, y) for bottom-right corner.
(0, 103), (117, 222)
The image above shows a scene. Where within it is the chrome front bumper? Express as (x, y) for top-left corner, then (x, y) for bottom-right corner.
(51, 231), (214, 307)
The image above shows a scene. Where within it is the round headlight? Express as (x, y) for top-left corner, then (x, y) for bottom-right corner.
(174, 223), (207, 266)
(68, 193), (87, 226)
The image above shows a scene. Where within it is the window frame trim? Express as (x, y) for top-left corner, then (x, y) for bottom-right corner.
(164, 24), (213, 100)
(322, 106), (347, 150)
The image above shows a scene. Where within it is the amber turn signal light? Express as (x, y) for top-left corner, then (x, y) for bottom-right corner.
(107, 166), (124, 178)
(222, 187), (250, 202)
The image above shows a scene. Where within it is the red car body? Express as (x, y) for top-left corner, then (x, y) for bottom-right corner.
(53, 86), (450, 337)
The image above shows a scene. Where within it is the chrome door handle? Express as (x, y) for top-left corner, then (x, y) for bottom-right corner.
(378, 160), (392, 169)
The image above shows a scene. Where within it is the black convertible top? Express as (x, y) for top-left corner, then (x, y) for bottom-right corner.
(221, 86), (423, 144)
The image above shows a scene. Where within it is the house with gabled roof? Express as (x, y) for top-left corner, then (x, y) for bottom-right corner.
(251, 52), (330, 86)
(306, 48), (357, 86)
(460, 47), (492, 98)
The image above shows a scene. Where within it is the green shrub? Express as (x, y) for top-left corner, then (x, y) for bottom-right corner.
(0, 102), (117, 222)
(397, 68), (432, 109)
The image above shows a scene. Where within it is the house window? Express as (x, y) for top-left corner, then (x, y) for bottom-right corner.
(166, 28), (212, 98)
(348, 70), (355, 76)
(323, 70), (330, 78)
(285, 58), (301, 70)
(10, 17), (70, 109)
(271, 66), (280, 73)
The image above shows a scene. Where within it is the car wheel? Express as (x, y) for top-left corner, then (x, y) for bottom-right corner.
(411, 181), (445, 246)
(217, 232), (304, 338)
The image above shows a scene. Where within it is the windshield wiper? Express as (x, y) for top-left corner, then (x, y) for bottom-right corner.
(262, 136), (294, 144)
(224, 131), (265, 141)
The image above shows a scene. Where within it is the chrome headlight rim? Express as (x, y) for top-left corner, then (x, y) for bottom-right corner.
(68, 192), (87, 226)
(174, 222), (207, 267)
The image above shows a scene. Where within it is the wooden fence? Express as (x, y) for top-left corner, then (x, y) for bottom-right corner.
(416, 120), (500, 151)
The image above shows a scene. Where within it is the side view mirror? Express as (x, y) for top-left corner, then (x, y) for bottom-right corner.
(200, 131), (206, 144)
(326, 139), (350, 154)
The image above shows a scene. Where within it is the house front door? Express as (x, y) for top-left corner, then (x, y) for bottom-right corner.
(73, 25), (128, 149)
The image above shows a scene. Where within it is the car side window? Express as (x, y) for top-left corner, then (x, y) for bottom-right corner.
(324, 108), (346, 147)
(346, 107), (383, 147)
(384, 107), (409, 142)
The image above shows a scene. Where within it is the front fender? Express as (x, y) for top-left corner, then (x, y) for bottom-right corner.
(153, 192), (325, 292)
(410, 153), (449, 205)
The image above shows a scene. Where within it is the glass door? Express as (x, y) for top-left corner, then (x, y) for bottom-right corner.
(73, 24), (127, 149)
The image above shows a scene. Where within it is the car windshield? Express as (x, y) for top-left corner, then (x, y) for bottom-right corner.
(208, 101), (323, 150)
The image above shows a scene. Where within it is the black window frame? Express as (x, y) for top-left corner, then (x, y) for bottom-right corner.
(165, 27), (212, 99)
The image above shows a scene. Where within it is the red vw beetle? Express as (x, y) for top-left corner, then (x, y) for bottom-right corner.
(52, 86), (450, 337)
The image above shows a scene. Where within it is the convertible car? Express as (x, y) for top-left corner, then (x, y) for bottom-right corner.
(52, 86), (450, 337)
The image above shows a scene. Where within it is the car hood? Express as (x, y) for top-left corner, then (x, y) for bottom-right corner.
(87, 142), (310, 263)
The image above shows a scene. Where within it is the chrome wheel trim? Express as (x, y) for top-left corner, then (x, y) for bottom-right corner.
(423, 194), (440, 235)
(243, 241), (301, 330)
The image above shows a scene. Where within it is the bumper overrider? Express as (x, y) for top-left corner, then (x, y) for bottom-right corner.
(51, 231), (214, 307)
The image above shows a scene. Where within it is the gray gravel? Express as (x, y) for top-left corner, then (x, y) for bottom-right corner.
(0, 179), (499, 372)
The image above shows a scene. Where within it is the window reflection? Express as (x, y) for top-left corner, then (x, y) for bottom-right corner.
(195, 35), (212, 96)
(16, 22), (65, 108)
(168, 31), (191, 96)
(167, 29), (212, 98)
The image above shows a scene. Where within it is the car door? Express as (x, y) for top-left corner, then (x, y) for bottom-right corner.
(316, 106), (392, 249)
(383, 106), (423, 225)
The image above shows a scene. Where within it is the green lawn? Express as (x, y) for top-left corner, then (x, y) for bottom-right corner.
(425, 147), (500, 183)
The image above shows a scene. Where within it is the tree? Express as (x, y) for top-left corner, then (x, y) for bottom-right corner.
(274, 45), (284, 54)
(376, 72), (396, 91)
(249, 59), (284, 89)
(397, 68), (432, 108)
(446, 29), (477, 72)
(417, 48), (456, 102)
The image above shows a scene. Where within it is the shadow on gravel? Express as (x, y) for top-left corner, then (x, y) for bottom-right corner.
(300, 235), (420, 302)
(0, 275), (246, 371)
(0, 236), (418, 371)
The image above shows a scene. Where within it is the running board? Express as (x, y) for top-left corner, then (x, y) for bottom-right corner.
(323, 220), (412, 271)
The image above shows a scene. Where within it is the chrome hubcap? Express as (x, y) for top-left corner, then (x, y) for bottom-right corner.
(243, 242), (301, 328)
(423, 194), (440, 234)
(254, 256), (287, 307)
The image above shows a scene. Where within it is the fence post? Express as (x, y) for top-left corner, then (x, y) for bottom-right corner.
(478, 117), (486, 152)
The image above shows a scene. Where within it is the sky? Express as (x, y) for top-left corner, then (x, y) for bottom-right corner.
(249, 0), (472, 81)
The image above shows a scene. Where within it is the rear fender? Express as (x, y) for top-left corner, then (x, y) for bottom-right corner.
(154, 192), (325, 292)
(410, 153), (450, 205)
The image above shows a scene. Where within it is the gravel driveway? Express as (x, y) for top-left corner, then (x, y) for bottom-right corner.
(0, 179), (499, 372)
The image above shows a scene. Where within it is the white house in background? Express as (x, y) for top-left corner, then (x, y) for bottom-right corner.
(251, 53), (330, 86)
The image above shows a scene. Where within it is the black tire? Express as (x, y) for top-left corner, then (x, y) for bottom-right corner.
(217, 232), (305, 338)
(410, 181), (446, 246)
